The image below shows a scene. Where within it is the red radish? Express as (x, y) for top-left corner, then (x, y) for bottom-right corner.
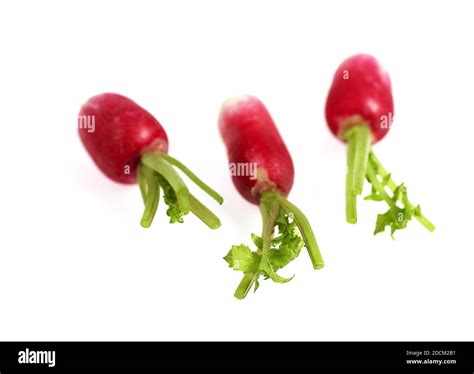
(219, 95), (324, 299)
(219, 96), (295, 204)
(326, 54), (394, 143)
(325, 54), (435, 236)
(79, 93), (223, 229)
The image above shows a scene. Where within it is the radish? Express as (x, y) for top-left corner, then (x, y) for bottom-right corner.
(79, 93), (223, 229)
(325, 54), (435, 236)
(219, 95), (324, 299)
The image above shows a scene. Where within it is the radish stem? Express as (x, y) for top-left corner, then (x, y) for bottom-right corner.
(159, 153), (223, 205)
(189, 193), (221, 229)
(345, 147), (358, 224)
(259, 196), (280, 266)
(141, 153), (191, 215)
(275, 193), (325, 270)
(138, 164), (161, 228)
(350, 125), (373, 195)
(366, 162), (397, 208)
(139, 152), (222, 228)
(234, 273), (258, 300)
(414, 213), (435, 232)
(137, 163), (148, 203)
(234, 193), (279, 299)
(344, 124), (373, 223)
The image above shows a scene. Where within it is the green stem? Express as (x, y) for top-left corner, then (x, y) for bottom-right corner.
(366, 161), (397, 209)
(234, 273), (258, 300)
(259, 195), (280, 265)
(344, 125), (373, 224)
(368, 152), (397, 190)
(189, 193), (221, 229)
(139, 165), (161, 228)
(141, 153), (191, 215)
(137, 163), (148, 203)
(347, 125), (373, 195)
(275, 192), (325, 270)
(158, 153), (224, 205)
(345, 156), (357, 224)
(234, 193), (280, 300)
(368, 152), (435, 232)
(414, 214), (435, 232)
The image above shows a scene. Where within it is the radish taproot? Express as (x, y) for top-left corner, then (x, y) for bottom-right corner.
(219, 95), (324, 299)
(325, 54), (435, 236)
(79, 93), (223, 229)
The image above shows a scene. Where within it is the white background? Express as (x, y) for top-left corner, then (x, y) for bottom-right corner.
(0, 0), (472, 341)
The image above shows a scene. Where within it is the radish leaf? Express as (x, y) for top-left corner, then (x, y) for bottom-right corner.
(224, 211), (303, 291)
(224, 245), (260, 274)
(156, 175), (185, 224)
(365, 153), (435, 237)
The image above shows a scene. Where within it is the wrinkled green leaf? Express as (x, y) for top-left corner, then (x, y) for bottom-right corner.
(156, 174), (186, 223)
(225, 211), (304, 291)
(373, 183), (415, 238)
(223, 244), (260, 273)
(367, 151), (434, 236)
(268, 214), (303, 271)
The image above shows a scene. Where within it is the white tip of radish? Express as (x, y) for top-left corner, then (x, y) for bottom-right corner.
(219, 96), (257, 124)
(220, 95), (254, 110)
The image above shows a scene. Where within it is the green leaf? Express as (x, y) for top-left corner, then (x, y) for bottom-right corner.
(251, 233), (263, 250)
(259, 211), (303, 282)
(382, 173), (392, 186)
(254, 279), (260, 293)
(366, 151), (435, 236)
(223, 244), (260, 274)
(373, 183), (415, 238)
(268, 213), (303, 271)
(156, 174), (186, 223)
(364, 185), (384, 201)
(225, 210), (304, 294)
(260, 261), (293, 283)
